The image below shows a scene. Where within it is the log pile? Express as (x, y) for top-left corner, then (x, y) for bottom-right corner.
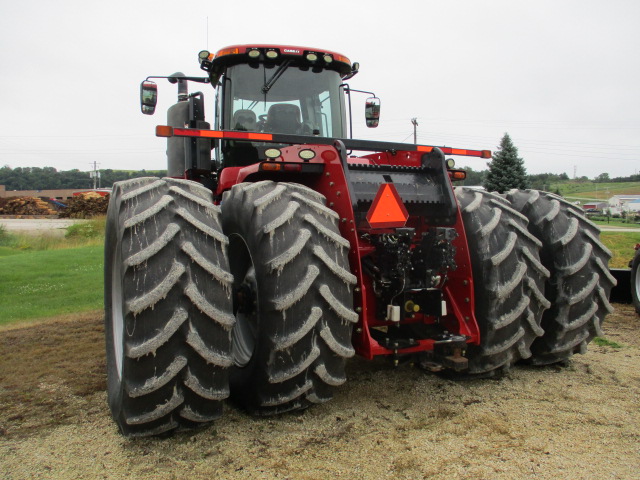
(0, 197), (58, 215)
(58, 192), (109, 218)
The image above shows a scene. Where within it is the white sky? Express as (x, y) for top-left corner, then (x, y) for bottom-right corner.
(1, 0), (639, 179)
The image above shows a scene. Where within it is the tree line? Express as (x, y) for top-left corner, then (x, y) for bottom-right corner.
(0, 166), (167, 191)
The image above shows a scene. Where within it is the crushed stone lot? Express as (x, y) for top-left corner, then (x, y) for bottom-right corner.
(1, 305), (639, 480)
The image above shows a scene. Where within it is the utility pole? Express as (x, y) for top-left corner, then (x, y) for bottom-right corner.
(89, 161), (101, 190)
(411, 118), (418, 144)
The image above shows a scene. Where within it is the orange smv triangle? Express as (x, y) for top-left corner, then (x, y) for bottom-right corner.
(366, 183), (409, 229)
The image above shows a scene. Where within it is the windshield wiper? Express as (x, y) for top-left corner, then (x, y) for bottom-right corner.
(261, 60), (291, 94)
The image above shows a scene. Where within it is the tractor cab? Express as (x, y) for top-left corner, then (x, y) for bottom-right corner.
(200, 45), (361, 167)
(140, 45), (380, 174)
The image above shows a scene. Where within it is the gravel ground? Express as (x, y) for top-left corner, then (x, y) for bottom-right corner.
(1, 305), (639, 480)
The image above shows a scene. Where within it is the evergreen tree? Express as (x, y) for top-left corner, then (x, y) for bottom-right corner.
(483, 133), (528, 193)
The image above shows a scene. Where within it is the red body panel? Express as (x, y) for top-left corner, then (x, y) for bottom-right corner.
(161, 126), (483, 360)
(214, 144), (481, 360)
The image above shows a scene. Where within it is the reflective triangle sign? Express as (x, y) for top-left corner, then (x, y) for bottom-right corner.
(366, 183), (409, 229)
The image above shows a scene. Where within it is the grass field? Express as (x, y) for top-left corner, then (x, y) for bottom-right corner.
(555, 181), (640, 199)
(600, 231), (640, 268)
(591, 218), (640, 228)
(0, 244), (104, 324)
(0, 218), (106, 325)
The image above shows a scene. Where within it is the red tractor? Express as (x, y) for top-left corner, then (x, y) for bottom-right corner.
(104, 44), (616, 436)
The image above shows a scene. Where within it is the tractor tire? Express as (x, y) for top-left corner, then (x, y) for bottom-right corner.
(105, 177), (234, 437)
(505, 189), (616, 364)
(454, 187), (550, 375)
(220, 181), (357, 415)
(632, 249), (640, 315)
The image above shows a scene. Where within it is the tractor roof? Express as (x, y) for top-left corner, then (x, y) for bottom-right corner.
(199, 44), (354, 79)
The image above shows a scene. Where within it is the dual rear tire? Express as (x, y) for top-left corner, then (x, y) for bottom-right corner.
(456, 187), (616, 371)
(505, 189), (616, 364)
(221, 181), (357, 414)
(455, 188), (550, 374)
(105, 178), (234, 437)
(105, 179), (355, 435)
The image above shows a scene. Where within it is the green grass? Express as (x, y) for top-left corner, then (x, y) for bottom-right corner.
(592, 218), (640, 228)
(0, 244), (104, 324)
(65, 216), (106, 240)
(0, 246), (23, 257)
(0, 216), (106, 251)
(599, 232), (640, 268)
(0, 217), (106, 324)
(592, 337), (623, 349)
(554, 181), (640, 199)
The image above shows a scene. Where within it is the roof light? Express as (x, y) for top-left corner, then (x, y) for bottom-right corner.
(265, 148), (282, 159)
(198, 50), (213, 71)
(323, 54), (333, 63)
(450, 171), (467, 180)
(306, 53), (318, 62)
(265, 50), (279, 60)
(248, 49), (260, 59)
(216, 47), (240, 58)
(298, 149), (316, 161)
(334, 54), (351, 65)
(446, 158), (455, 169)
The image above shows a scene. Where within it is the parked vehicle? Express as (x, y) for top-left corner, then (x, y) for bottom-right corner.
(104, 44), (616, 436)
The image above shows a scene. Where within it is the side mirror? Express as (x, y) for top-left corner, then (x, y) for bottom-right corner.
(365, 97), (380, 128)
(140, 80), (158, 115)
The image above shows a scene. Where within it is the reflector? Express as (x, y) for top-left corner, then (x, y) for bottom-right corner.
(261, 163), (281, 171)
(366, 183), (409, 229)
(155, 125), (174, 137)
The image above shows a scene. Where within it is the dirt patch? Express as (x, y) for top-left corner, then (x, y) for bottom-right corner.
(0, 311), (106, 438)
(1, 306), (639, 479)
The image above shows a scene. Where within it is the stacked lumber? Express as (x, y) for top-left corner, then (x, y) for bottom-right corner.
(0, 197), (58, 215)
(59, 192), (109, 218)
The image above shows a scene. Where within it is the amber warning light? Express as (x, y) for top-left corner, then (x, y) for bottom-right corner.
(366, 183), (409, 229)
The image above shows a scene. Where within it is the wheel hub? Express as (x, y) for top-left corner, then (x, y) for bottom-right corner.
(231, 267), (258, 368)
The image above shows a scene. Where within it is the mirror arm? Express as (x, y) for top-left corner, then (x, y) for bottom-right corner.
(145, 75), (211, 84)
(344, 87), (377, 97)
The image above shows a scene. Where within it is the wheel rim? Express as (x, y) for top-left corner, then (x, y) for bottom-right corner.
(635, 263), (640, 299)
(229, 235), (259, 368)
(110, 244), (124, 380)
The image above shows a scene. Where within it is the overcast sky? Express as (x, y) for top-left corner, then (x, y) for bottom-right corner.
(1, 0), (638, 179)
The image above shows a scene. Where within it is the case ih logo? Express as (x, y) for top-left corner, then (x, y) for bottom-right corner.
(283, 49), (301, 54)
